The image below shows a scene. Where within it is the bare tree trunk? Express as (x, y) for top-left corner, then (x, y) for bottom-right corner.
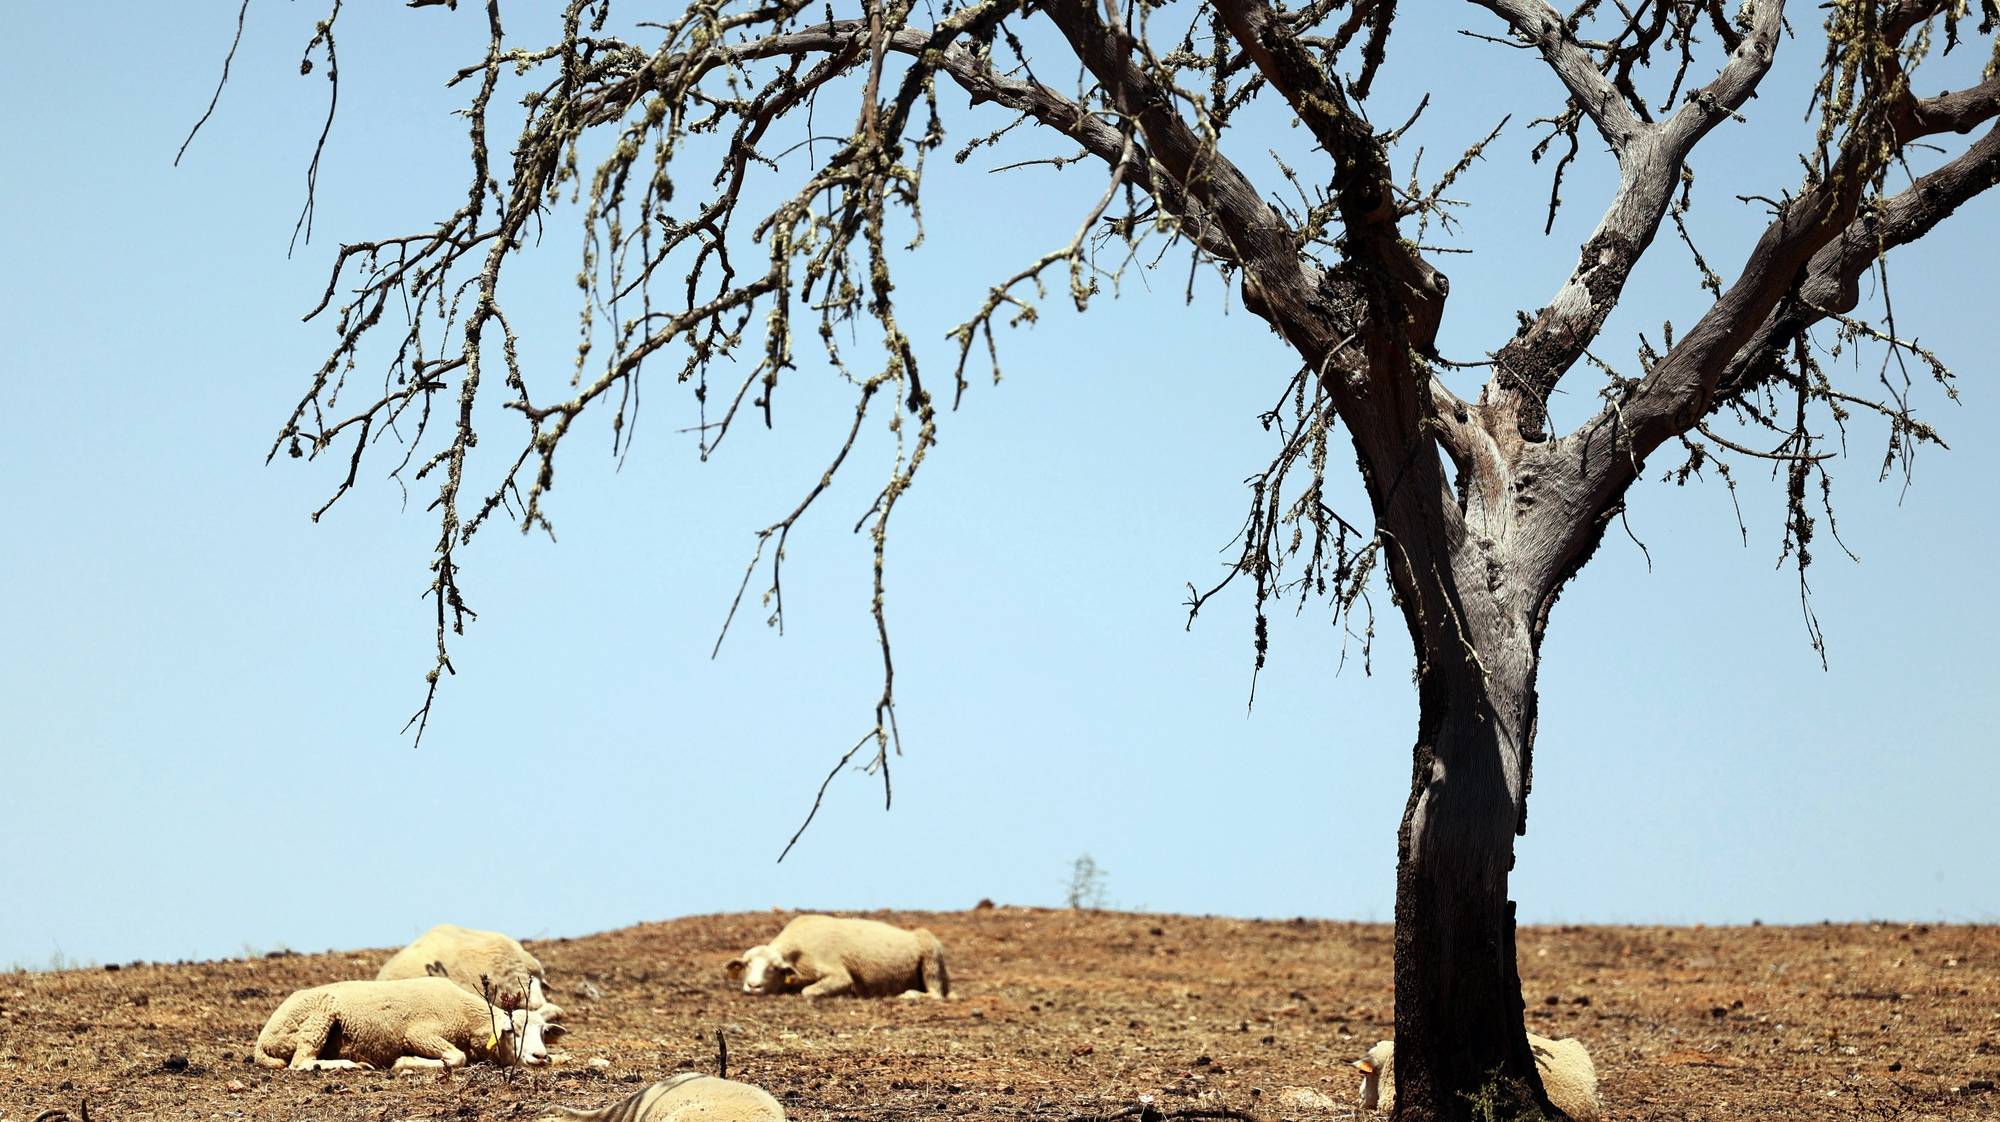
(1390, 634), (1558, 1120)
(1373, 472), (1562, 1121)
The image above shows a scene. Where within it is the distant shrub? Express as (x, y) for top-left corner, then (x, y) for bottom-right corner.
(1064, 854), (1108, 910)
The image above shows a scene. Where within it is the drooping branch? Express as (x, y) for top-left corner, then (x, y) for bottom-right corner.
(271, 1), (1471, 831)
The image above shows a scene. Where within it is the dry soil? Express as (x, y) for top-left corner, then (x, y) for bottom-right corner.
(2, 909), (1996, 1121)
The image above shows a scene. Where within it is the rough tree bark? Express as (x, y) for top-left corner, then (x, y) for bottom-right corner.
(1383, 511), (1552, 1118)
(246, 1), (2000, 1118)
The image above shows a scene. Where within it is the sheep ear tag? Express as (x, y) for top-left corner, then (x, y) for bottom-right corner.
(487, 1029), (500, 1049)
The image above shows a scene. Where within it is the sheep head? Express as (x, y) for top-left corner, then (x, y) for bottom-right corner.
(1355, 1040), (1394, 1111)
(725, 945), (797, 995)
(486, 1006), (563, 1066)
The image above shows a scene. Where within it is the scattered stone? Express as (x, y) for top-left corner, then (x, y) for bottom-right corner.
(1279, 1086), (1341, 1112)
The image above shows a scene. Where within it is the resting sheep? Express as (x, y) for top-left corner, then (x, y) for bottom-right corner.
(377, 923), (563, 1019)
(253, 977), (563, 1071)
(724, 914), (949, 1000)
(1356, 1035), (1600, 1121)
(536, 1073), (785, 1122)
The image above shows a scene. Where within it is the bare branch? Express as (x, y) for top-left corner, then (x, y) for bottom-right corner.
(1481, 0), (1785, 442)
(1718, 121), (2000, 402)
(1626, 103), (2000, 460)
(176, 0), (254, 167)
(1469, 0), (1644, 154)
(1215, 0), (1451, 358)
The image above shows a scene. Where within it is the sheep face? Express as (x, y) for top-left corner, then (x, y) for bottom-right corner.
(491, 1007), (564, 1066)
(724, 945), (797, 995)
(1355, 1040), (1393, 1111)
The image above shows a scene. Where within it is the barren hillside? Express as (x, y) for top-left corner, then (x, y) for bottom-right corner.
(2, 909), (1995, 1120)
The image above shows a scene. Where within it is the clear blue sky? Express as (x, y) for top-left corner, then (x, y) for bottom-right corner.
(4, 3), (1995, 970)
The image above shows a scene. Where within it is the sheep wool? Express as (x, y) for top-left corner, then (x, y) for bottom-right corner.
(377, 923), (554, 1014)
(254, 977), (558, 1072)
(724, 914), (949, 1000)
(536, 1073), (786, 1122)
(1358, 1034), (1600, 1121)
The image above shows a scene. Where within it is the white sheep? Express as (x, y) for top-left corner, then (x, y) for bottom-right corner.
(253, 976), (564, 1071)
(724, 914), (949, 1000)
(377, 923), (564, 1019)
(536, 1073), (786, 1122)
(1355, 1035), (1600, 1121)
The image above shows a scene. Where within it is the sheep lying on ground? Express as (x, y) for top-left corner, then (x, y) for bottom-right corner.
(377, 923), (563, 1019)
(253, 977), (563, 1071)
(1356, 1035), (1600, 1121)
(724, 914), (949, 1000)
(536, 1073), (785, 1122)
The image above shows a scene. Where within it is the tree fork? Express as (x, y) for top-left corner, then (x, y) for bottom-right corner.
(1369, 437), (1559, 1121)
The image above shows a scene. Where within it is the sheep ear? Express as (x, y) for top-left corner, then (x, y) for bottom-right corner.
(724, 959), (746, 981)
(542, 1022), (569, 1040)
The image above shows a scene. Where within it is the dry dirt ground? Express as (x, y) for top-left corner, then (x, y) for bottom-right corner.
(2, 909), (1996, 1121)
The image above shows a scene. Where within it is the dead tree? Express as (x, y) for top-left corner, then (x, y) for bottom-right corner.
(216, 1), (2000, 1118)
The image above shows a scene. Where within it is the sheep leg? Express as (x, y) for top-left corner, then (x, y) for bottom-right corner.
(283, 1010), (339, 1071)
(798, 970), (854, 1001)
(252, 1036), (289, 1069)
(919, 941), (949, 999)
(399, 1033), (469, 1069)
